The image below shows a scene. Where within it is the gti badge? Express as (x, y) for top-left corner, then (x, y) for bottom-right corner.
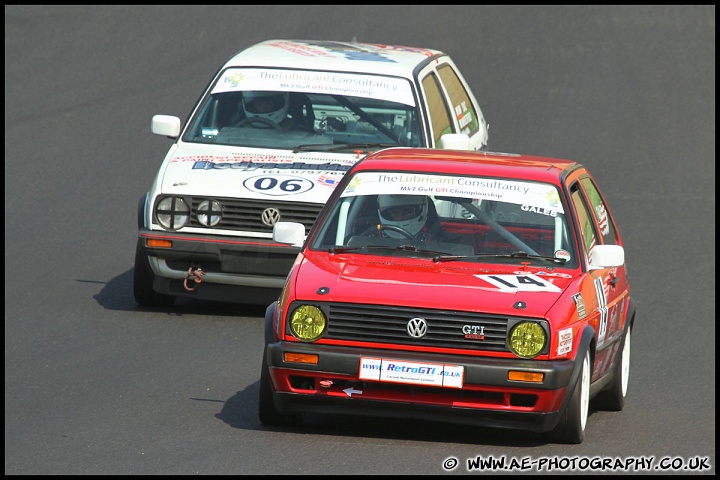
(462, 325), (485, 340)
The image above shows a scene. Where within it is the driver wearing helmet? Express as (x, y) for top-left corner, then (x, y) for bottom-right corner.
(376, 194), (444, 241)
(237, 91), (303, 130)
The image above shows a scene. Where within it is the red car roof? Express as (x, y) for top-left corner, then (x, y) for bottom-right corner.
(357, 148), (580, 184)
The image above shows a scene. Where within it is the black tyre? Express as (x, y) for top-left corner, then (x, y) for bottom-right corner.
(551, 348), (590, 444)
(258, 354), (303, 426)
(133, 241), (175, 307)
(594, 328), (631, 411)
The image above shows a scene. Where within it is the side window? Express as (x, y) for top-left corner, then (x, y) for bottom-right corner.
(437, 64), (479, 136)
(580, 177), (618, 245)
(421, 73), (454, 145)
(570, 183), (599, 261)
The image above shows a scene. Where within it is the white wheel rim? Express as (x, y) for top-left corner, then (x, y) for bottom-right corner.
(580, 351), (590, 431)
(621, 330), (631, 396)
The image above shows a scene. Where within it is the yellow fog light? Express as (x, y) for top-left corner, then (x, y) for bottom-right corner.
(289, 305), (327, 341)
(509, 321), (546, 359)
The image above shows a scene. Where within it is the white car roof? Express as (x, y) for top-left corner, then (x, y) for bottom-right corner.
(222, 39), (447, 78)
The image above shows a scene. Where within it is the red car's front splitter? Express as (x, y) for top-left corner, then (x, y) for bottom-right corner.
(268, 365), (569, 433)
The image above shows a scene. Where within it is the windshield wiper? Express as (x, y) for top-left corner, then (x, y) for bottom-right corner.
(328, 244), (452, 256)
(328, 246), (364, 254)
(388, 244), (453, 256)
(293, 143), (396, 153)
(432, 250), (568, 264)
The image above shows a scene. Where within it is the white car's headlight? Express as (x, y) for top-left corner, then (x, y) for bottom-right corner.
(196, 199), (223, 227)
(155, 196), (190, 230)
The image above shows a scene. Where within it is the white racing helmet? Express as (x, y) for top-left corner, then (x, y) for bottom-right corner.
(377, 194), (429, 237)
(242, 91), (289, 124)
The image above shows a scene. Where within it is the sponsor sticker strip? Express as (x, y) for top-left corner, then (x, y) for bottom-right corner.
(359, 357), (464, 388)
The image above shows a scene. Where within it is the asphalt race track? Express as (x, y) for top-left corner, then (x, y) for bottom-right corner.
(5, 5), (715, 475)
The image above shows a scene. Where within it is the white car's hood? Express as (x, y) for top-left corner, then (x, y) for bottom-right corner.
(158, 143), (361, 203)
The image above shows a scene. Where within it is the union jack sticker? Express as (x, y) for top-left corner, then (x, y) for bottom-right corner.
(318, 174), (340, 187)
(596, 203), (609, 235)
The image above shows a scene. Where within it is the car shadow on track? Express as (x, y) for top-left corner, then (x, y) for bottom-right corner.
(215, 382), (567, 447)
(90, 268), (268, 317)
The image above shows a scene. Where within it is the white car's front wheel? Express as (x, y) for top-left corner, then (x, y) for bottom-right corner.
(133, 240), (176, 307)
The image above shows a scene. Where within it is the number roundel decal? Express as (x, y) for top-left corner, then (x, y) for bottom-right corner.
(243, 175), (314, 196)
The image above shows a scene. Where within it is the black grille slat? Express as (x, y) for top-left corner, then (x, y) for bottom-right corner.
(190, 197), (322, 232)
(326, 303), (512, 352)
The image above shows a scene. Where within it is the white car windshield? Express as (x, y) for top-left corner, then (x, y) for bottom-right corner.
(183, 67), (423, 151)
(310, 171), (578, 267)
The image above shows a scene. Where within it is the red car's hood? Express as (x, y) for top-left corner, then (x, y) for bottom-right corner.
(291, 253), (579, 317)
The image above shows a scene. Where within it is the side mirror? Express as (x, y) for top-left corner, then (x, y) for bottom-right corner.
(438, 133), (471, 150)
(273, 222), (305, 247)
(588, 244), (625, 269)
(151, 115), (181, 138)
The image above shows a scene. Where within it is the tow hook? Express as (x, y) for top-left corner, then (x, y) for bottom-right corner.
(184, 264), (206, 292)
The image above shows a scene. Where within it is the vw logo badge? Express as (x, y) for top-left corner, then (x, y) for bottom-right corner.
(261, 207), (281, 226)
(406, 317), (428, 338)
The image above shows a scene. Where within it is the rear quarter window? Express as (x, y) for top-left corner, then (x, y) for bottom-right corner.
(580, 176), (619, 245)
(437, 64), (480, 136)
(421, 73), (454, 145)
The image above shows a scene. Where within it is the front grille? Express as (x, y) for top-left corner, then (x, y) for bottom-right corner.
(190, 197), (323, 232)
(324, 303), (512, 352)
